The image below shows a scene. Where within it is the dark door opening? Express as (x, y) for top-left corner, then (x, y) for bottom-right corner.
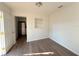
(15, 16), (27, 42)
(18, 21), (26, 37)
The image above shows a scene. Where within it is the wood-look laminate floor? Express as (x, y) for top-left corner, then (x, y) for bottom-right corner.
(6, 37), (77, 56)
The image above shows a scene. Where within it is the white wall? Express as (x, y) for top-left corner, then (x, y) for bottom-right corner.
(4, 11), (16, 52)
(27, 14), (49, 42)
(49, 3), (79, 55)
(14, 12), (49, 42)
(0, 3), (16, 55)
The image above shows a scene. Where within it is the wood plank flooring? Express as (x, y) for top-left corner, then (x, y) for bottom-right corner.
(5, 37), (77, 56)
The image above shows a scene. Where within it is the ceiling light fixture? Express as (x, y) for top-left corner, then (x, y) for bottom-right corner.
(58, 5), (63, 8)
(35, 2), (43, 7)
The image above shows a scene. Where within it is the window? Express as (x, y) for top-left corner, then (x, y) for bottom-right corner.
(0, 11), (5, 55)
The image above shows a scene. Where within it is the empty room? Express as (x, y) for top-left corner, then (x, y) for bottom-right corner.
(0, 2), (79, 56)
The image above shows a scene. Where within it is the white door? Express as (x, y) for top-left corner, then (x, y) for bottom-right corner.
(11, 15), (16, 44)
(21, 23), (25, 35)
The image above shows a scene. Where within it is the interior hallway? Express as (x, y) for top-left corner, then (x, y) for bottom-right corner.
(6, 37), (77, 56)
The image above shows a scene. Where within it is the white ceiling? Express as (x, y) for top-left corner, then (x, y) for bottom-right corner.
(4, 2), (72, 15)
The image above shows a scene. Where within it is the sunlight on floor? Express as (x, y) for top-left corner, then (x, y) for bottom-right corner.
(24, 52), (54, 56)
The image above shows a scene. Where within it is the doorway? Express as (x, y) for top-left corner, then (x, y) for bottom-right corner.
(15, 16), (27, 42)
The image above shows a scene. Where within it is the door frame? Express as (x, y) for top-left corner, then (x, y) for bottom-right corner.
(15, 16), (27, 41)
